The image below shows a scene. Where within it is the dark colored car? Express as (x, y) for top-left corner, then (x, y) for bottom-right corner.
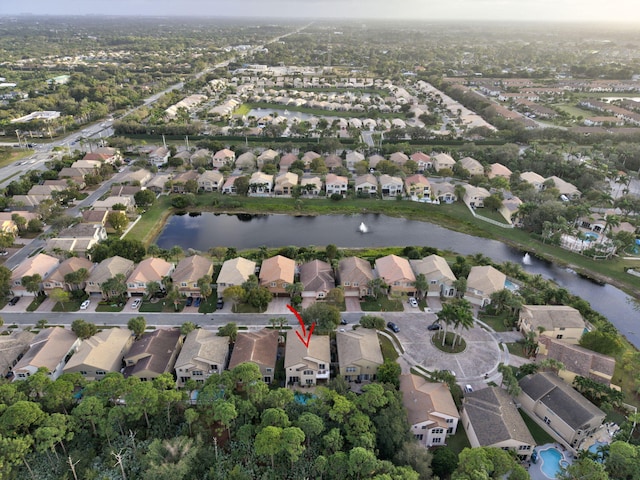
(341, 318), (348, 325)
(193, 297), (202, 308)
(216, 298), (224, 310)
(387, 322), (400, 333)
(185, 297), (193, 307)
(8, 297), (20, 306)
(427, 323), (441, 331)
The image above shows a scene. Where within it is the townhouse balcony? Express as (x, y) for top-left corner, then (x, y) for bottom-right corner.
(316, 369), (330, 379)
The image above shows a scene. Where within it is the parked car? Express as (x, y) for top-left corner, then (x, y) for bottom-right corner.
(464, 384), (474, 393)
(193, 297), (202, 307)
(216, 298), (224, 310)
(340, 318), (348, 325)
(387, 322), (400, 333)
(427, 322), (441, 331)
(80, 299), (91, 310)
(131, 299), (141, 309)
(8, 297), (20, 306)
(408, 297), (418, 308)
(185, 297), (193, 307)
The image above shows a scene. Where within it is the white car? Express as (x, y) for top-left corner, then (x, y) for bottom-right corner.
(131, 299), (141, 309)
(80, 300), (91, 310)
(408, 297), (418, 308)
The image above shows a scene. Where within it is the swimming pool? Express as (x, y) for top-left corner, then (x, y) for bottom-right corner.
(539, 447), (569, 478)
(584, 232), (599, 242)
(294, 393), (317, 405)
(588, 440), (608, 461)
(504, 279), (519, 291)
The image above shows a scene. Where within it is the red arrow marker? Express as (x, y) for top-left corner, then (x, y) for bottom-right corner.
(287, 304), (315, 348)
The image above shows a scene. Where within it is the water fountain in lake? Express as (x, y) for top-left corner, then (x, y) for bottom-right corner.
(359, 222), (369, 233)
(522, 253), (532, 265)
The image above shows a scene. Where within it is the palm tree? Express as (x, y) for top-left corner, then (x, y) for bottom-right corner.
(414, 273), (428, 300)
(603, 214), (621, 238)
(367, 277), (388, 300)
(145, 281), (162, 300)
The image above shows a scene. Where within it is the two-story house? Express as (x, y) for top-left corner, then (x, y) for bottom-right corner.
(42, 256), (94, 293)
(336, 329), (383, 382)
(325, 173), (348, 196)
(354, 174), (378, 196)
(12, 327), (81, 381)
(11, 253), (59, 296)
(375, 254), (416, 296)
(404, 174), (431, 198)
(172, 255), (213, 298)
(175, 329), (229, 387)
(198, 170), (225, 192)
(228, 329), (279, 384)
(432, 153), (456, 172)
(379, 174), (404, 197)
(63, 328), (134, 381)
(464, 265), (506, 307)
(337, 257), (374, 298)
(410, 255), (457, 297)
(458, 156), (484, 176)
(518, 305), (586, 353)
(85, 256), (135, 297)
(126, 257), (174, 297)
(259, 255), (295, 296)
(285, 332), (330, 387)
(299, 259), (335, 300)
(123, 328), (183, 381)
(249, 171), (273, 195)
(216, 257), (256, 297)
(274, 172), (299, 196)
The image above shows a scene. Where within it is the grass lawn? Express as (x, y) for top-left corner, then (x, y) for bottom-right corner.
(198, 295), (218, 314)
(360, 296), (404, 312)
(446, 426), (471, 454)
(95, 303), (125, 313)
(140, 299), (186, 313)
(234, 303), (266, 313)
(478, 312), (514, 332)
(52, 299), (83, 312)
(26, 296), (46, 312)
(519, 410), (555, 444)
(475, 208), (510, 225)
(378, 332), (400, 360)
(433, 331), (467, 353)
(505, 342), (527, 357)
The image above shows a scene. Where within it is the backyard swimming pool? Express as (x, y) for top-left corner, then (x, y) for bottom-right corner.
(539, 447), (569, 478)
(589, 440), (608, 461)
(584, 232), (599, 242)
(504, 279), (519, 291)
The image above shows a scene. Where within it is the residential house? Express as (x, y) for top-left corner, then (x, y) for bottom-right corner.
(301, 151), (321, 168)
(222, 176), (240, 194)
(12, 327), (81, 381)
(216, 257), (257, 297)
(521, 171), (545, 191)
(461, 387), (536, 460)
(410, 255), (457, 297)
(213, 148), (236, 168)
(123, 328), (183, 381)
(368, 154), (385, 169)
(83, 147), (120, 164)
(71, 159), (102, 170)
(354, 174), (378, 196)
(463, 185), (490, 208)
(85, 256), (135, 297)
(300, 176), (322, 196)
(149, 146), (170, 167)
(81, 209), (109, 226)
(228, 329), (279, 384)
(173, 150), (192, 164)
(274, 172), (299, 196)
(120, 168), (153, 186)
(126, 257), (175, 297)
(257, 149), (279, 167)
(400, 374), (459, 447)
(337, 257), (374, 298)
(57, 168), (92, 186)
(336, 329), (383, 381)
(278, 153), (298, 171)
(404, 174), (431, 198)
(285, 332), (330, 387)
(110, 185), (141, 200)
(172, 255), (214, 298)
(379, 174), (404, 197)
(10, 253), (59, 296)
(432, 153), (456, 172)
(545, 176), (581, 199)
(500, 196), (523, 224)
(146, 173), (172, 194)
(464, 265), (506, 307)
(175, 329), (229, 387)
(411, 152), (432, 171)
(259, 255), (296, 296)
(518, 372), (605, 451)
(325, 173), (348, 196)
(346, 151), (365, 170)
(171, 171), (200, 193)
(92, 196), (134, 213)
(518, 305), (586, 353)
(432, 182), (457, 203)
(537, 336), (616, 387)
(235, 151), (256, 170)
(488, 163), (512, 180)
(249, 171), (273, 195)
(389, 151), (409, 167)
(458, 156), (484, 176)
(0, 331), (36, 378)
(299, 260), (335, 299)
(198, 170), (224, 192)
(189, 149), (212, 166)
(63, 328), (134, 381)
(45, 223), (107, 259)
(42, 257), (94, 293)
(375, 254), (416, 296)
(324, 154), (343, 171)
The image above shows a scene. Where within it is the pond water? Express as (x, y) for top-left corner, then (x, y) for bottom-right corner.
(156, 212), (640, 347)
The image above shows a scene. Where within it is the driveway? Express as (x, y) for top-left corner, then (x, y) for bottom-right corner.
(345, 297), (361, 312)
(266, 297), (291, 315)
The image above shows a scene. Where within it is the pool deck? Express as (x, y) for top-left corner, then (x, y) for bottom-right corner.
(580, 423), (618, 451)
(529, 443), (574, 480)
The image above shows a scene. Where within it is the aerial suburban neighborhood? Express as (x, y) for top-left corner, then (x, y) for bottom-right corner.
(0, 6), (639, 480)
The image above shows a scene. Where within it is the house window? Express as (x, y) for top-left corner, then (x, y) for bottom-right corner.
(80, 371), (87, 375)
(447, 427), (453, 434)
(343, 281), (350, 286)
(415, 434), (423, 441)
(519, 445), (531, 451)
(432, 438), (442, 444)
(305, 379), (314, 385)
(353, 282), (358, 287)
(266, 368), (273, 373)
(96, 371), (106, 376)
(432, 428), (444, 434)
(303, 370), (313, 376)
(421, 425), (427, 429)
(556, 334), (563, 339)
(543, 416), (551, 425)
(446, 418), (454, 423)
(319, 364), (326, 369)
(181, 282), (187, 287)
(430, 280), (438, 284)
(270, 282), (276, 287)
(264, 376), (271, 383)
(283, 283), (289, 288)
(192, 371), (203, 376)
(210, 365), (218, 371)
(346, 367), (357, 373)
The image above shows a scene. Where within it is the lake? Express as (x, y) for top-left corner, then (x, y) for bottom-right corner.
(156, 212), (640, 347)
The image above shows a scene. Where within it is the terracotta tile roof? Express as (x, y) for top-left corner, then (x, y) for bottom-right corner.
(127, 257), (174, 285)
(64, 328), (132, 373)
(337, 257), (374, 284)
(520, 305), (585, 330)
(217, 257), (256, 287)
(228, 329), (279, 371)
(284, 331), (330, 370)
(375, 254), (415, 284)
(14, 327), (78, 374)
(123, 329), (182, 377)
(336, 329), (383, 370)
(259, 255), (295, 285)
(46, 256), (94, 285)
(172, 255), (213, 285)
(299, 260), (335, 292)
(467, 266), (505, 295)
(400, 374), (459, 428)
(88, 256), (134, 285)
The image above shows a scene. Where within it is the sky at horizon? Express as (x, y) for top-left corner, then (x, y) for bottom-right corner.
(2, 0), (640, 24)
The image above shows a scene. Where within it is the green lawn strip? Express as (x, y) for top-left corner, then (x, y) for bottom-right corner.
(52, 300), (82, 312)
(477, 313), (512, 332)
(360, 296), (403, 312)
(26, 296), (46, 312)
(445, 426), (472, 454)
(198, 295), (218, 314)
(378, 333), (400, 360)
(505, 342), (527, 357)
(233, 303), (265, 313)
(95, 303), (125, 313)
(519, 410), (555, 445)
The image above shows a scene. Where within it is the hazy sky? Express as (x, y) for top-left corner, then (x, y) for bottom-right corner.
(2, 0), (640, 23)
